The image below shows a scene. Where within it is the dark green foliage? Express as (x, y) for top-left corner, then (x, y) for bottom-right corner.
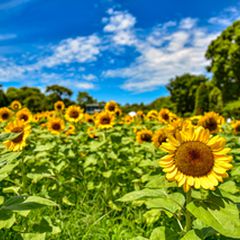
(0, 85), (9, 107)
(77, 91), (97, 109)
(209, 87), (223, 113)
(167, 74), (208, 115)
(206, 20), (240, 103)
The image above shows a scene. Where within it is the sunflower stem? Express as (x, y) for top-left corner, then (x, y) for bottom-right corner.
(185, 189), (192, 232)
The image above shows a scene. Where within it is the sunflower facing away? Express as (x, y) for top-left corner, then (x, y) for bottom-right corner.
(152, 128), (167, 148)
(136, 129), (153, 144)
(65, 105), (83, 123)
(54, 101), (65, 112)
(95, 111), (114, 129)
(159, 126), (232, 192)
(16, 108), (32, 123)
(4, 120), (31, 151)
(47, 118), (65, 135)
(0, 107), (13, 122)
(10, 100), (22, 111)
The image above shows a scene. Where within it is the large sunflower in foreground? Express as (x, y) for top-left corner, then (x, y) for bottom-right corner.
(10, 100), (22, 111)
(4, 120), (31, 151)
(198, 112), (222, 134)
(65, 105), (83, 123)
(0, 107), (13, 122)
(95, 111), (114, 129)
(16, 108), (32, 123)
(54, 101), (65, 112)
(136, 129), (153, 144)
(159, 126), (232, 192)
(47, 118), (65, 135)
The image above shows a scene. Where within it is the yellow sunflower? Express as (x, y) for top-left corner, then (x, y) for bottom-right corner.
(137, 110), (145, 119)
(84, 114), (95, 124)
(189, 115), (202, 126)
(54, 101), (65, 112)
(87, 126), (97, 138)
(160, 126), (232, 192)
(152, 128), (167, 148)
(4, 120), (31, 151)
(65, 124), (75, 136)
(232, 120), (240, 135)
(65, 105), (83, 123)
(136, 129), (153, 144)
(0, 107), (13, 122)
(105, 101), (118, 113)
(124, 115), (134, 124)
(47, 118), (65, 135)
(95, 111), (114, 129)
(16, 108), (32, 123)
(146, 110), (158, 121)
(10, 100), (22, 111)
(159, 108), (173, 123)
(115, 108), (122, 117)
(198, 112), (222, 134)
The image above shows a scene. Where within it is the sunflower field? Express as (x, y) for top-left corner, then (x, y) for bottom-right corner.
(0, 100), (240, 240)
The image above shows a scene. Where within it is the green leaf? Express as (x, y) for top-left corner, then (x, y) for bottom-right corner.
(187, 197), (240, 238)
(145, 175), (177, 188)
(118, 189), (167, 202)
(150, 227), (165, 240)
(181, 230), (201, 240)
(21, 233), (46, 240)
(0, 209), (15, 229)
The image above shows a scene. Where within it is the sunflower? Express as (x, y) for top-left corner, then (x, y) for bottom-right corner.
(16, 108), (32, 123)
(4, 120), (31, 151)
(95, 111), (114, 129)
(124, 115), (134, 124)
(159, 126), (232, 192)
(87, 126), (97, 138)
(198, 112), (222, 134)
(146, 110), (158, 121)
(232, 120), (240, 135)
(115, 108), (122, 117)
(136, 129), (153, 144)
(159, 108), (173, 123)
(84, 114), (95, 124)
(137, 111), (145, 119)
(47, 118), (65, 135)
(65, 124), (75, 136)
(0, 107), (13, 122)
(105, 101), (118, 113)
(65, 105), (83, 123)
(54, 101), (65, 112)
(190, 115), (202, 126)
(10, 100), (22, 111)
(152, 128), (167, 148)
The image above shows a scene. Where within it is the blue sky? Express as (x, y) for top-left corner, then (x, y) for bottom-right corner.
(0, 0), (239, 104)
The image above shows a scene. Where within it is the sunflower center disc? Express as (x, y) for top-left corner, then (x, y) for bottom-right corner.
(12, 127), (24, 143)
(2, 113), (9, 120)
(70, 111), (79, 118)
(204, 118), (217, 131)
(20, 114), (29, 121)
(101, 117), (110, 124)
(175, 141), (214, 177)
(141, 133), (152, 142)
(52, 123), (61, 131)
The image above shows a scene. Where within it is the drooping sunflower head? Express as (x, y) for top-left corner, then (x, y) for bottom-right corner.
(47, 118), (65, 135)
(232, 120), (240, 135)
(160, 126), (232, 192)
(54, 101), (65, 112)
(96, 111), (114, 129)
(10, 100), (22, 111)
(4, 120), (31, 151)
(0, 107), (13, 122)
(16, 108), (32, 123)
(65, 105), (83, 123)
(105, 101), (118, 113)
(198, 112), (222, 133)
(152, 128), (167, 148)
(136, 129), (153, 144)
(146, 110), (158, 121)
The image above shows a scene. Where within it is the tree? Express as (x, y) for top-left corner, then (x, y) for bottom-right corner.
(46, 85), (73, 99)
(167, 74), (207, 115)
(206, 20), (240, 103)
(0, 85), (9, 107)
(209, 87), (223, 113)
(77, 92), (96, 108)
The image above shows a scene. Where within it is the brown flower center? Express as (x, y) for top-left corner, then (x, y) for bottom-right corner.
(101, 117), (110, 124)
(175, 141), (214, 177)
(70, 110), (79, 118)
(57, 104), (62, 110)
(19, 114), (29, 122)
(204, 117), (218, 131)
(108, 105), (116, 111)
(11, 127), (24, 143)
(52, 123), (61, 131)
(141, 133), (152, 142)
(162, 113), (169, 121)
(2, 112), (9, 120)
(158, 135), (167, 145)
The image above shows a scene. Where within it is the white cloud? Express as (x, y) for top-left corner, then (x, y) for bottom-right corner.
(179, 18), (197, 29)
(75, 82), (95, 90)
(82, 74), (97, 81)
